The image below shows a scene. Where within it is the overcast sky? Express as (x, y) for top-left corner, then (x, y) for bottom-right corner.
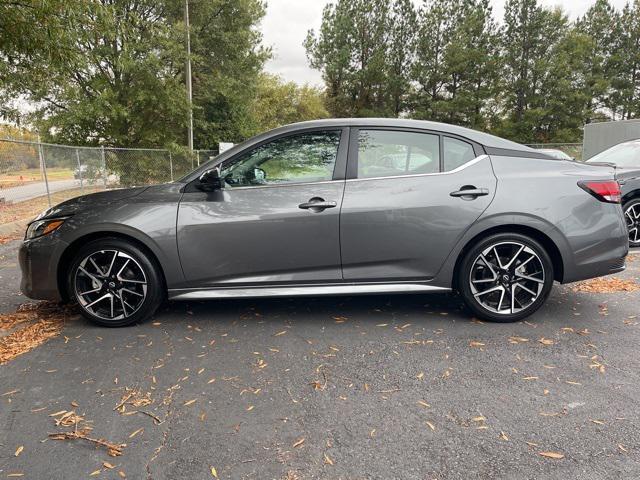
(261, 0), (631, 86)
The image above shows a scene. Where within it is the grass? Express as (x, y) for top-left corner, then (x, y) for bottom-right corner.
(0, 168), (74, 188)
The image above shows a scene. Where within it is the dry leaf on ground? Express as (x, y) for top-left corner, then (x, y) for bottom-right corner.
(572, 277), (640, 293)
(539, 451), (564, 459)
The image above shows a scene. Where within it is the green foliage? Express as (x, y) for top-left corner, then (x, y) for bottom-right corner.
(0, 0), (271, 150)
(305, 0), (414, 117)
(248, 73), (329, 134)
(309, 0), (640, 144)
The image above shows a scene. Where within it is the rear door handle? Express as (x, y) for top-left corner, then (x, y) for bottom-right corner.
(298, 198), (337, 211)
(450, 187), (489, 198)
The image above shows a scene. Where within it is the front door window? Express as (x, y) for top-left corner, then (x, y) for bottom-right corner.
(221, 131), (342, 187)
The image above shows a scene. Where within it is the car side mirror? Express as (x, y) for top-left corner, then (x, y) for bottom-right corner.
(197, 167), (223, 192)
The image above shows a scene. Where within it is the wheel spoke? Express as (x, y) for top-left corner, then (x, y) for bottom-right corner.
(89, 258), (105, 277)
(78, 266), (101, 284)
(514, 281), (538, 297)
(503, 244), (525, 269)
(515, 272), (544, 284)
(85, 293), (111, 310)
(492, 247), (504, 269)
(122, 287), (143, 297)
(78, 287), (101, 296)
(106, 251), (118, 276)
(479, 254), (498, 277)
(474, 285), (503, 298)
(496, 287), (506, 311)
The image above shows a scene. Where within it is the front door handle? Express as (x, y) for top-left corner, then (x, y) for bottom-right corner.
(450, 187), (489, 199)
(299, 197), (337, 212)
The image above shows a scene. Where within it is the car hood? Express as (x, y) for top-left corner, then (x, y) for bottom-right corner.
(34, 186), (149, 221)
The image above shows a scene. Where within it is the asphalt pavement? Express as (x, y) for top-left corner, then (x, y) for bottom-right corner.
(0, 240), (639, 479)
(0, 179), (80, 204)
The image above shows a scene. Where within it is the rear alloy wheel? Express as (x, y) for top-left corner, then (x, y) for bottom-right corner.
(623, 199), (640, 247)
(458, 233), (554, 323)
(68, 238), (163, 327)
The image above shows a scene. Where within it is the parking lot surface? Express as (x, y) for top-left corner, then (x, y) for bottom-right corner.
(0, 240), (639, 479)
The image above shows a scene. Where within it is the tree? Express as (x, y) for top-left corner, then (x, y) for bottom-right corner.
(0, 0), (78, 123)
(1, 0), (270, 150)
(249, 74), (329, 134)
(386, 0), (417, 116)
(411, 0), (501, 129)
(575, 0), (619, 122)
(412, 0), (464, 121)
(608, 0), (640, 119)
(174, 0), (271, 148)
(498, 0), (569, 142)
(305, 0), (415, 117)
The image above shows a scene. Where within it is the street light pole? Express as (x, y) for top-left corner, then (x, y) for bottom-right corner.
(185, 0), (194, 152)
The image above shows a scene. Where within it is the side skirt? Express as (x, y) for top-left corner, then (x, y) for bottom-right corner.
(168, 283), (451, 301)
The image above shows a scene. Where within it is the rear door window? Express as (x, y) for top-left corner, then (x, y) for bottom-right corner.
(443, 137), (477, 171)
(357, 130), (440, 179)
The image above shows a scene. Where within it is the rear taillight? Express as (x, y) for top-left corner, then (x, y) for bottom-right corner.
(578, 180), (621, 204)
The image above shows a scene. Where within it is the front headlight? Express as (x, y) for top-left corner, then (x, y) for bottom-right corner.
(25, 217), (67, 240)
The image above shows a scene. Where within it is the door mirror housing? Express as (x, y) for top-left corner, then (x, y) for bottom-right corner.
(197, 166), (223, 192)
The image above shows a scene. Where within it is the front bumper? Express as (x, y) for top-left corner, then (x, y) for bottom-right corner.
(19, 235), (68, 301)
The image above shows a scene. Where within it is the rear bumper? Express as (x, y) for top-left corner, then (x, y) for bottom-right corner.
(561, 229), (629, 284)
(563, 255), (627, 284)
(19, 236), (67, 301)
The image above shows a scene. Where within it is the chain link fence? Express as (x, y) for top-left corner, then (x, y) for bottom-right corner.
(0, 138), (218, 232)
(0, 136), (582, 233)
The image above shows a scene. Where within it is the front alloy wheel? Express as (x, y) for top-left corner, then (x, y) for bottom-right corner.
(69, 238), (163, 327)
(74, 250), (148, 320)
(459, 233), (554, 323)
(624, 199), (640, 247)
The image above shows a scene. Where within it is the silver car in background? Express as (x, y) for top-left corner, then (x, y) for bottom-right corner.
(19, 119), (629, 326)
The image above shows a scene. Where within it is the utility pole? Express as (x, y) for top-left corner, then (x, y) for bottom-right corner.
(185, 0), (194, 152)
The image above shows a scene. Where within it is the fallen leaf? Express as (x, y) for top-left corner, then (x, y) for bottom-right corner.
(538, 338), (554, 346)
(323, 453), (334, 465)
(273, 330), (287, 337)
(425, 421), (435, 431)
(539, 451), (564, 459)
(14, 446), (23, 457)
(129, 428), (144, 438)
(184, 399), (197, 406)
(500, 431), (509, 441)
(417, 400), (430, 408)
(469, 341), (485, 347)
(293, 437), (305, 448)
(210, 466), (218, 478)
(103, 462), (115, 469)
(90, 470), (101, 476)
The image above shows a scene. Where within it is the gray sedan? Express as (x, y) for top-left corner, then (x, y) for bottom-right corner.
(19, 119), (629, 326)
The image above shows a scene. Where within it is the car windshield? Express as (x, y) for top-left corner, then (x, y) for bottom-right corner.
(586, 141), (640, 167)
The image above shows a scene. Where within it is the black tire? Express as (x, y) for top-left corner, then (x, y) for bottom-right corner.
(623, 198), (640, 248)
(458, 233), (554, 323)
(67, 237), (164, 327)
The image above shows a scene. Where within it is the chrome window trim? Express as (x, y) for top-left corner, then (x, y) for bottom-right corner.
(346, 154), (489, 183)
(168, 283), (450, 300)
(221, 179), (345, 191)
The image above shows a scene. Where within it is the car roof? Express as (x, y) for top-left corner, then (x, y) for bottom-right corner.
(276, 118), (537, 152)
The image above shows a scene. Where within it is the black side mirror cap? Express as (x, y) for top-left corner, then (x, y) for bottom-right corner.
(196, 167), (223, 192)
